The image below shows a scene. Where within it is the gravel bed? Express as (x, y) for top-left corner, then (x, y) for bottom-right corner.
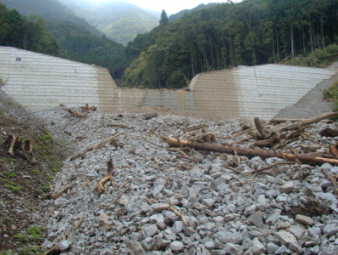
(36, 109), (338, 255)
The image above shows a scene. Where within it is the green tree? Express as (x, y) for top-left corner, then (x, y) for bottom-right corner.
(123, 0), (338, 89)
(160, 10), (169, 26)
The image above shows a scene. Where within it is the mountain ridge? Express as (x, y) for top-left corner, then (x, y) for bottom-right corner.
(58, 0), (159, 45)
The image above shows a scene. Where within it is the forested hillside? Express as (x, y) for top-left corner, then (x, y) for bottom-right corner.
(0, 3), (58, 55)
(123, 0), (338, 88)
(59, 0), (159, 45)
(0, 0), (127, 78)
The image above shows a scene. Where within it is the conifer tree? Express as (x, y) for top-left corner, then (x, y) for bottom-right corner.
(160, 10), (169, 25)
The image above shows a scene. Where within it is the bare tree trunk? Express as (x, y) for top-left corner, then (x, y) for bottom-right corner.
(290, 24), (295, 57)
(302, 26), (306, 54)
(276, 34), (280, 60)
(309, 24), (314, 52)
(190, 54), (195, 77)
(320, 16), (325, 48)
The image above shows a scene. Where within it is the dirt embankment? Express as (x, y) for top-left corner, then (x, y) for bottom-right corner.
(0, 91), (66, 254)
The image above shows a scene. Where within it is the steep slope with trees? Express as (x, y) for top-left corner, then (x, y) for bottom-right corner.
(123, 0), (338, 88)
(58, 0), (159, 45)
(0, 3), (58, 55)
(1, 0), (127, 78)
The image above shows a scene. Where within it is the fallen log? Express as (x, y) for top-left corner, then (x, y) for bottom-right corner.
(69, 135), (119, 161)
(161, 136), (338, 165)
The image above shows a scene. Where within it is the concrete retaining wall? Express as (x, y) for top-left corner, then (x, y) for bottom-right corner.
(1, 46), (335, 120)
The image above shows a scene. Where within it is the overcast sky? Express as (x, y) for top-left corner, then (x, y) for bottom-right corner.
(90, 0), (242, 14)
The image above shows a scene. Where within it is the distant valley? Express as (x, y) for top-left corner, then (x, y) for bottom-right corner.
(58, 0), (160, 45)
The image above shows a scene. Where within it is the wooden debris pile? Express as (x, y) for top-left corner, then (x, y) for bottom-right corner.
(161, 112), (338, 167)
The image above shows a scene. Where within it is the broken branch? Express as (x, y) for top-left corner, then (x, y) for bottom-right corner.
(60, 104), (88, 118)
(254, 117), (271, 139)
(69, 135), (119, 161)
(95, 159), (114, 194)
(280, 112), (338, 132)
(49, 184), (73, 199)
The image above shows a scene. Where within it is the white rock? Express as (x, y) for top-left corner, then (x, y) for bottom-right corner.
(170, 241), (184, 252)
(250, 238), (265, 255)
(118, 194), (129, 206)
(57, 240), (71, 251)
(205, 240), (216, 249)
(143, 224), (158, 238)
(248, 211), (264, 228)
(274, 230), (301, 252)
(203, 198), (216, 208)
(172, 221), (184, 233)
(323, 223), (338, 236)
(215, 231), (242, 244)
(150, 214), (166, 229)
(266, 242), (279, 254)
(257, 194), (268, 207)
(213, 216), (224, 223)
(287, 225), (306, 239)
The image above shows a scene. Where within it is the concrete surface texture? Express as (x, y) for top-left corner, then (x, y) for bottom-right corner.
(188, 64), (335, 120)
(110, 64), (336, 120)
(1, 46), (336, 119)
(275, 72), (338, 119)
(0, 46), (117, 112)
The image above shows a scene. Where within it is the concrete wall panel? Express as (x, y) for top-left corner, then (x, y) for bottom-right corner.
(0, 46), (117, 112)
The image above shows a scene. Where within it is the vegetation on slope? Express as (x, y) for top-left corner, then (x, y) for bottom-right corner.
(0, 3), (58, 55)
(324, 81), (338, 111)
(1, 0), (127, 78)
(281, 44), (338, 68)
(0, 93), (65, 254)
(123, 0), (338, 89)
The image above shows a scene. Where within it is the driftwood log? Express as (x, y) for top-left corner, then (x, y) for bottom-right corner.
(161, 136), (338, 165)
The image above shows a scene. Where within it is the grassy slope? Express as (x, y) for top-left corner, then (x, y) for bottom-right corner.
(324, 81), (338, 111)
(0, 94), (65, 255)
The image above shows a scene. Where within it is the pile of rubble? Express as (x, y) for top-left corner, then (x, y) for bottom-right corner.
(37, 108), (338, 255)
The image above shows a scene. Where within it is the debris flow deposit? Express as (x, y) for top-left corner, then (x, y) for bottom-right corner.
(35, 106), (338, 255)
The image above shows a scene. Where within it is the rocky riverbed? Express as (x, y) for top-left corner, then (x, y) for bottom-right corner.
(37, 108), (338, 255)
